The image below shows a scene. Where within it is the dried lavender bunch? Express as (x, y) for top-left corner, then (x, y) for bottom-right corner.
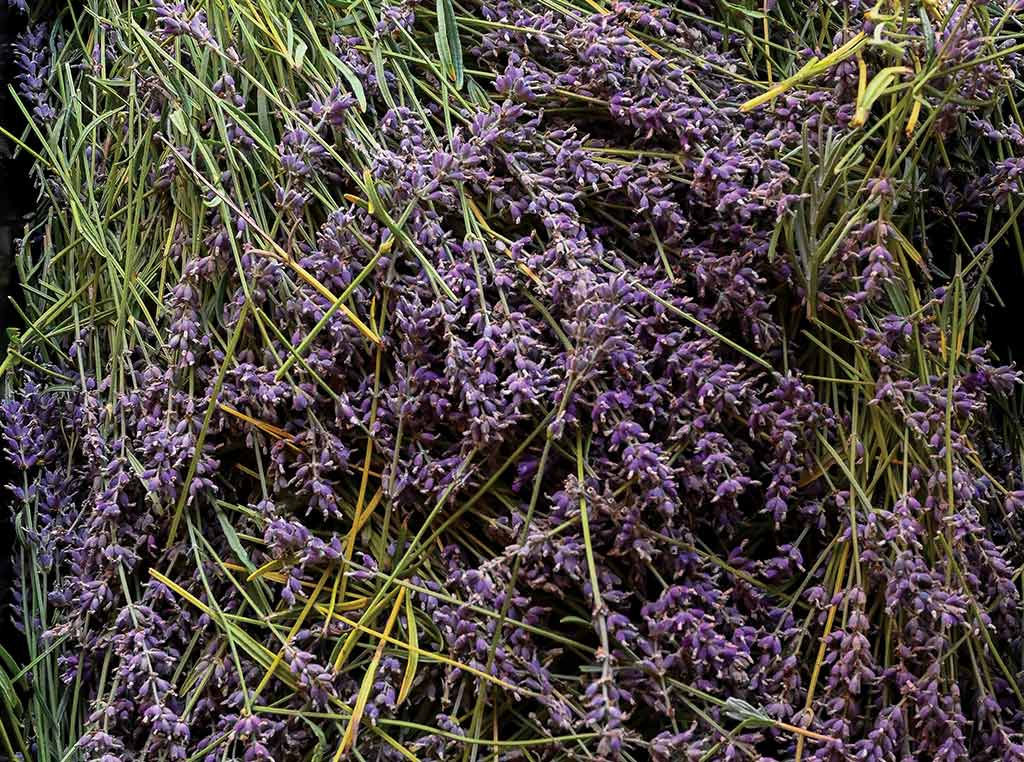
(4, 1), (1024, 761)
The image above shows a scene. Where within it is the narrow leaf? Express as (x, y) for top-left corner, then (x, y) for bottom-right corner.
(435, 0), (464, 89)
(397, 592), (419, 706)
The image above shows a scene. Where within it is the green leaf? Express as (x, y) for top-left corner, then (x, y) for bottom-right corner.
(467, 78), (491, 109)
(216, 507), (256, 572)
(920, 7), (936, 59)
(0, 646), (18, 680)
(721, 0), (767, 19)
(371, 41), (397, 111)
(397, 592), (419, 706)
(169, 108), (187, 135)
(851, 66), (911, 127)
(435, 0), (464, 89)
(0, 666), (21, 717)
(284, 17), (295, 63)
(722, 697), (774, 727)
(559, 615), (590, 627)
(256, 89), (272, 138)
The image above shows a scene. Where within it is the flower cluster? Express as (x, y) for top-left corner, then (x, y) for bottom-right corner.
(12, 24), (55, 121)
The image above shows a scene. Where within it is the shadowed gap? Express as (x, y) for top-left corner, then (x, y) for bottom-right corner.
(1, 3), (32, 664)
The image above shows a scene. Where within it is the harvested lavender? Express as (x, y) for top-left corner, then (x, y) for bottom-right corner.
(4, 1), (1024, 761)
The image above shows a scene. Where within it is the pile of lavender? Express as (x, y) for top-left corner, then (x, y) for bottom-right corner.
(4, 0), (1024, 759)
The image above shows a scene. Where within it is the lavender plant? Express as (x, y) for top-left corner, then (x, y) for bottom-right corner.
(4, 1), (1024, 761)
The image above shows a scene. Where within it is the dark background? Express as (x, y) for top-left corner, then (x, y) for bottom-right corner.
(1, 3), (32, 664)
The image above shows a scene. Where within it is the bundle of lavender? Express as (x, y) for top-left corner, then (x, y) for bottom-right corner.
(4, 1), (1024, 760)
